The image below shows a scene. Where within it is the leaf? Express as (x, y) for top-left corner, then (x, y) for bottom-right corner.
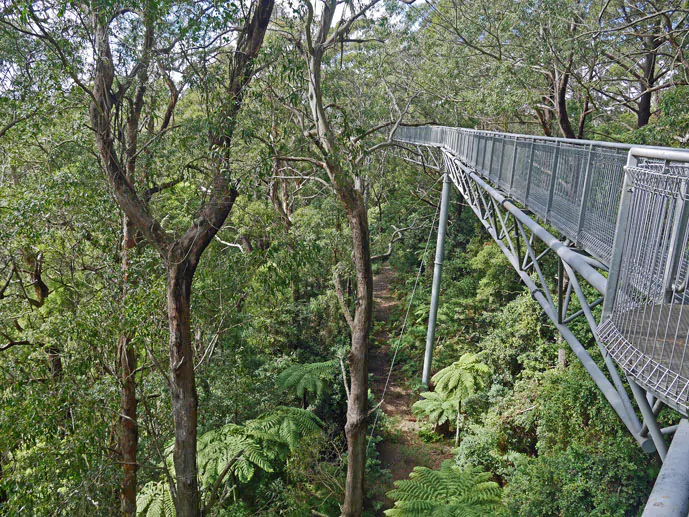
(385, 461), (502, 516)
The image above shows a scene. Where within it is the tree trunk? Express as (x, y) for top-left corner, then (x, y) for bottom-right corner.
(342, 198), (373, 517)
(167, 260), (199, 517)
(119, 216), (138, 517)
(558, 347), (567, 369)
(577, 96), (590, 140)
(637, 35), (660, 129)
(119, 333), (138, 516)
(45, 344), (63, 381)
(454, 400), (461, 447)
(0, 459), (6, 504)
(555, 71), (576, 139)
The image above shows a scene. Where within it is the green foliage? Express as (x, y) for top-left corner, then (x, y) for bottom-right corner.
(137, 408), (322, 516)
(137, 482), (176, 517)
(412, 391), (457, 427)
(277, 360), (337, 401)
(503, 439), (654, 517)
(385, 460), (502, 516)
(432, 354), (490, 399)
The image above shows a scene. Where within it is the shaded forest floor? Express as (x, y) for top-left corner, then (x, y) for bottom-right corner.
(368, 266), (454, 514)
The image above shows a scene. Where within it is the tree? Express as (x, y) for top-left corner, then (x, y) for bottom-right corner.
(277, 360), (337, 408)
(2, 1), (275, 514)
(412, 390), (458, 434)
(385, 460), (502, 516)
(431, 353), (489, 445)
(269, 1), (415, 512)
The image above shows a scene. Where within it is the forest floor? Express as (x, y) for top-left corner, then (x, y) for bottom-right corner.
(368, 266), (454, 514)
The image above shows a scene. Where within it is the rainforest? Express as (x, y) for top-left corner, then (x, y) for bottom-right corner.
(1, 0), (689, 515)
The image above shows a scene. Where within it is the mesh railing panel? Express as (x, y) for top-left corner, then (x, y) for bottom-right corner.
(394, 125), (632, 265)
(511, 141), (531, 204)
(549, 145), (588, 240)
(498, 139), (515, 190)
(599, 163), (689, 415)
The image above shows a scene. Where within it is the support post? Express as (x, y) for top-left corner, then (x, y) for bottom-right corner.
(603, 151), (637, 318)
(422, 171), (452, 387)
(642, 419), (689, 517)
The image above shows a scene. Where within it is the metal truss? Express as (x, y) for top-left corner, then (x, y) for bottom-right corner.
(395, 143), (444, 172)
(395, 136), (689, 516)
(442, 151), (669, 451)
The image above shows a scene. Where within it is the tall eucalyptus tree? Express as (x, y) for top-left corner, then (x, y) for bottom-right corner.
(263, 2), (419, 512)
(1, 1), (274, 514)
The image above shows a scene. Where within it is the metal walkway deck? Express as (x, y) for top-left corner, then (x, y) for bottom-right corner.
(394, 125), (689, 516)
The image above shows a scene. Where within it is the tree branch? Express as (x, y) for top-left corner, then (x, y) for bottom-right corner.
(339, 355), (351, 400)
(333, 270), (354, 331)
(371, 224), (417, 262)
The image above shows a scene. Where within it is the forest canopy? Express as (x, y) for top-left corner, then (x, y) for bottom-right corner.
(0, 0), (687, 515)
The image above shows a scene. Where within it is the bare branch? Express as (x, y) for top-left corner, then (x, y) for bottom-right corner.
(371, 224), (418, 262)
(333, 270), (354, 331)
(339, 355), (351, 400)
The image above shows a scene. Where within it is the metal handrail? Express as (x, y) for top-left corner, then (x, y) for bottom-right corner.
(394, 126), (688, 266)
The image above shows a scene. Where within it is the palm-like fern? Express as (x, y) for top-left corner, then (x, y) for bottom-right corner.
(137, 408), (322, 516)
(247, 406), (323, 449)
(277, 360), (336, 407)
(137, 481), (175, 517)
(196, 423), (274, 484)
(412, 391), (457, 428)
(385, 460), (502, 517)
(431, 353), (490, 445)
(432, 353), (490, 397)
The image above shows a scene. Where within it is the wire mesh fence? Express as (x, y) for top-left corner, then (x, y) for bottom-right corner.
(599, 160), (689, 415)
(395, 125), (629, 265)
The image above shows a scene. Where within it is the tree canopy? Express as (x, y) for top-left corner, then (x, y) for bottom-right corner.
(1, 0), (686, 515)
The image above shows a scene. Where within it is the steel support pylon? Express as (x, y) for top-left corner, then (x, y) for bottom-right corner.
(422, 171), (451, 387)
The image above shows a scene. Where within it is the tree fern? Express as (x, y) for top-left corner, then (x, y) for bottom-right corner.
(385, 460), (502, 517)
(277, 360), (337, 406)
(247, 406), (323, 449)
(137, 481), (175, 517)
(137, 408), (321, 516)
(432, 354), (490, 398)
(430, 354), (490, 445)
(412, 391), (457, 427)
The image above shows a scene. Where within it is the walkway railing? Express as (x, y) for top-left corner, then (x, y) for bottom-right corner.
(396, 126), (631, 266)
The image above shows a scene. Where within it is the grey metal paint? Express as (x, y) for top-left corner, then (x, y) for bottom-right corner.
(422, 171), (452, 387)
(642, 419), (689, 517)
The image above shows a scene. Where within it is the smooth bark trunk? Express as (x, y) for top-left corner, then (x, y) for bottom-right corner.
(637, 35), (660, 129)
(119, 333), (138, 516)
(555, 72), (576, 139)
(342, 200), (373, 517)
(118, 223), (138, 516)
(454, 400), (461, 447)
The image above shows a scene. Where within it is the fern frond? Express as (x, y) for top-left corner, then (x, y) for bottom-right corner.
(412, 391), (457, 426)
(137, 481), (174, 517)
(431, 353), (490, 401)
(147, 407), (323, 511)
(247, 406), (322, 449)
(385, 460), (502, 517)
(276, 360), (337, 400)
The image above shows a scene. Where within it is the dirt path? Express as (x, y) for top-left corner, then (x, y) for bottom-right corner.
(369, 266), (453, 513)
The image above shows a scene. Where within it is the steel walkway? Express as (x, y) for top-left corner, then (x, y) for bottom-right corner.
(394, 125), (689, 516)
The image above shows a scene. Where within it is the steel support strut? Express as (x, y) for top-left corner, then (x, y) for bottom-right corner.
(642, 419), (689, 517)
(422, 169), (452, 387)
(446, 154), (652, 450)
